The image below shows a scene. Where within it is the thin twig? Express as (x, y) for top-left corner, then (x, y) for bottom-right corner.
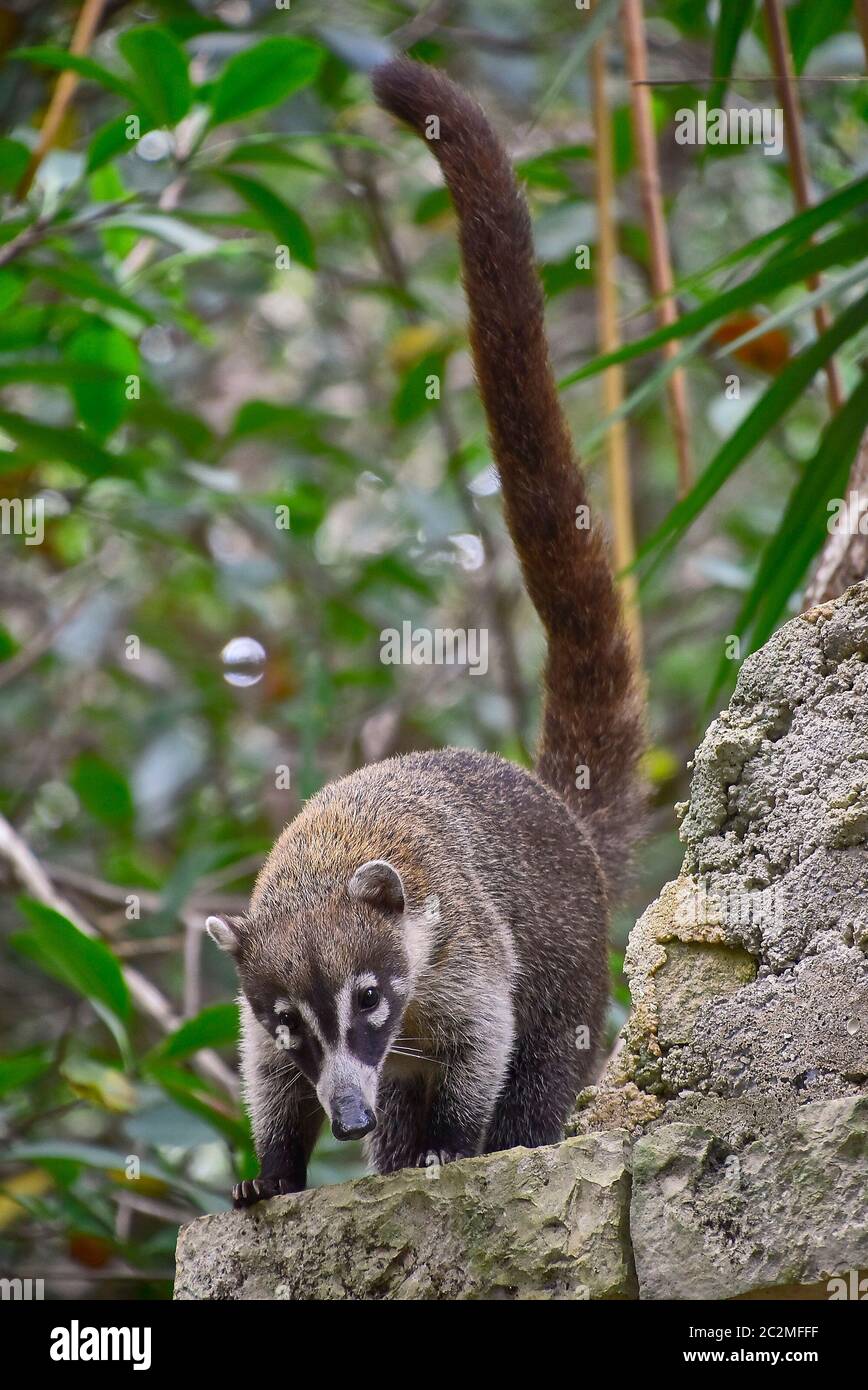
(621, 0), (693, 495)
(45, 855), (259, 909)
(590, 37), (641, 660)
(762, 0), (843, 413)
(0, 197), (136, 271)
(387, 0), (454, 49)
(0, 583), (96, 690)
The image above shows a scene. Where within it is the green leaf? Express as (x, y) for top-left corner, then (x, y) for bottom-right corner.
(149, 0), (230, 40)
(0, 137), (29, 193)
(208, 36), (323, 127)
(711, 370), (868, 701)
(86, 114), (156, 174)
(0, 307), (54, 353)
(219, 139), (326, 173)
(70, 752), (134, 825)
(14, 900), (130, 1056)
(38, 261), (158, 325)
(101, 211), (218, 255)
(0, 410), (137, 479)
(65, 323), (139, 436)
(60, 1056), (138, 1113)
(393, 349), (447, 425)
(118, 24), (192, 127)
(11, 46), (138, 102)
(562, 222), (868, 388)
(413, 186), (452, 225)
(215, 170), (316, 268)
(144, 1061), (248, 1145)
(0, 267), (25, 314)
(231, 399), (331, 437)
(788, 0), (853, 74)
(149, 1003), (240, 1061)
(2, 1140), (227, 1212)
(665, 175), (868, 313)
(0, 361), (128, 389)
(0, 1047), (52, 1097)
(709, 0), (754, 108)
(635, 287), (868, 567)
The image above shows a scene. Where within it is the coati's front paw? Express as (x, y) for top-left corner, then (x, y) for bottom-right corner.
(415, 1148), (472, 1171)
(233, 1176), (301, 1208)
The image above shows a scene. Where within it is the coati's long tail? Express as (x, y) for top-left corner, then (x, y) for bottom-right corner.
(373, 57), (644, 900)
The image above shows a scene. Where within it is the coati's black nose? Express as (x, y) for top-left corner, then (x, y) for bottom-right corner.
(331, 1092), (376, 1140)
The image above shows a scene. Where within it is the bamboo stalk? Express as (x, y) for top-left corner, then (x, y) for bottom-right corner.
(16, 0), (108, 201)
(591, 36), (641, 658)
(621, 0), (693, 496)
(762, 0), (843, 412)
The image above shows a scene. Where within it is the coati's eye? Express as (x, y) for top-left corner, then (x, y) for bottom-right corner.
(358, 985), (381, 1011)
(276, 1006), (301, 1032)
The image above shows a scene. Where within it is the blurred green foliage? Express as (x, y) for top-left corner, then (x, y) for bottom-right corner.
(0, 0), (866, 1297)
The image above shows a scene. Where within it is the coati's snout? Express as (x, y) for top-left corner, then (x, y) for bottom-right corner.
(330, 1089), (376, 1140)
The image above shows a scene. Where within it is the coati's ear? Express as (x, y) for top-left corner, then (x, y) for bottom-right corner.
(205, 913), (245, 956)
(348, 860), (405, 913)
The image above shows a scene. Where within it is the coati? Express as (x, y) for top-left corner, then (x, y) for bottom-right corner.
(206, 55), (644, 1208)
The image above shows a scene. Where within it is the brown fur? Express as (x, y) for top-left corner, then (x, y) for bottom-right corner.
(372, 57), (644, 898)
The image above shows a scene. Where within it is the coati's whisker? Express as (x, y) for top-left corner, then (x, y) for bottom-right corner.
(389, 1047), (438, 1062)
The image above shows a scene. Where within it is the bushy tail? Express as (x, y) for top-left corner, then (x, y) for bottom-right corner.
(373, 57), (644, 900)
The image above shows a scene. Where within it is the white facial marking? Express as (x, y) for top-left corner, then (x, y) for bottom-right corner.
(389, 975), (409, 997)
(297, 1001), (326, 1049)
(350, 972), (390, 1028)
(367, 998), (390, 1028)
(315, 1049), (378, 1118)
(335, 978), (354, 1043)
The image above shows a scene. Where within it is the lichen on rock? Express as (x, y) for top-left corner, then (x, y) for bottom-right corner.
(175, 1130), (636, 1301)
(574, 583), (868, 1143)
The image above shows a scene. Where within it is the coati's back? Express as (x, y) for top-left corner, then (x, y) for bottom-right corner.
(210, 58), (645, 1205)
(254, 746), (609, 1037)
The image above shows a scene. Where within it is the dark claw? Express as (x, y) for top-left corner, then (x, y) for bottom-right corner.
(232, 1176), (301, 1209)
